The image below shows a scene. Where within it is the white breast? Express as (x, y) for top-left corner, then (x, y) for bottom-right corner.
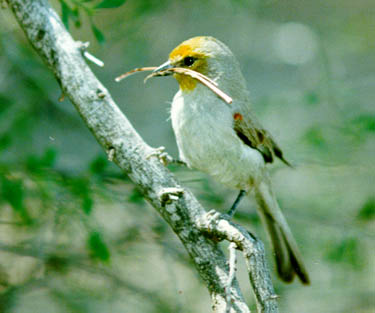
(170, 85), (265, 190)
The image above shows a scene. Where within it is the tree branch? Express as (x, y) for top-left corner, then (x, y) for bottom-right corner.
(5, 0), (279, 312)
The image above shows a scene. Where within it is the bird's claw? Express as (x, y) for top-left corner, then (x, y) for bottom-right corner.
(147, 146), (173, 166)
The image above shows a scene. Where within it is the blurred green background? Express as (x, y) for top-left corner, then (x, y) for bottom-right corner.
(0, 0), (374, 312)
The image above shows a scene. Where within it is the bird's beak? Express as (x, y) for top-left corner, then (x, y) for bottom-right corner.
(152, 60), (174, 76)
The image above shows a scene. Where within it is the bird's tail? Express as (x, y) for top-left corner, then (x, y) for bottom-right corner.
(254, 177), (310, 285)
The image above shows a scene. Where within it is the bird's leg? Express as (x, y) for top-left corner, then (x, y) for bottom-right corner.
(227, 190), (246, 217)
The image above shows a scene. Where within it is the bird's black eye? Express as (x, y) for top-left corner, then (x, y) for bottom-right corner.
(183, 56), (195, 66)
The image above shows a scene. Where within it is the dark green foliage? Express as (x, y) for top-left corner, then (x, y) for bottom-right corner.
(0, 175), (30, 223)
(351, 114), (375, 133)
(95, 0), (127, 9)
(357, 198), (375, 221)
(302, 126), (327, 148)
(128, 186), (145, 205)
(87, 231), (110, 262)
(91, 23), (105, 44)
(325, 237), (362, 269)
(305, 91), (320, 105)
(58, 0), (128, 42)
(69, 177), (94, 215)
(26, 148), (57, 172)
(89, 155), (108, 175)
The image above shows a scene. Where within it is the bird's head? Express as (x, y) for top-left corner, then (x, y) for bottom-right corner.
(153, 36), (243, 92)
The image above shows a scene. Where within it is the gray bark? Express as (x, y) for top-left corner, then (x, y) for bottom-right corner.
(5, 0), (279, 312)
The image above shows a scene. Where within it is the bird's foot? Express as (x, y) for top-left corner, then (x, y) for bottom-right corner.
(147, 146), (174, 166)
(147, 146), (186, 166)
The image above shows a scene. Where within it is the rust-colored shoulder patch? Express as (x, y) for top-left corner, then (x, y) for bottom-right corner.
(233, 113), (243, 121)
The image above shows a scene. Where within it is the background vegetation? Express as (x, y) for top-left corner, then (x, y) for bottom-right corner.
(0, 0), (374, 312)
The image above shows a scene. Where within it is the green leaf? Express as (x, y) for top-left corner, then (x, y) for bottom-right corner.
(61, 1), (71, 29)
(128, 187), (144, 204)
(0, 94), (11, 116)
(69, 177), (93, 215)
(0, 134), (11, 151)
(305, 91), (319, 105)
(325, 237), (362, 269)
(1, 176), (30, 223)
(82, 195), (93, 215)
(41, 148), (57, 167)
(88, 231), (110, 262)
(351, 114), (375, 133)
(91, 23), (105, 44)
(26, 148), (57, 172)
(95, 0), (127, 9)
(303, 127), (326, 148)
(89, 155), (108, 175)
(357, 198), (375, 221)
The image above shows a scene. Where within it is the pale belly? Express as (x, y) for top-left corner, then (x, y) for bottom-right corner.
(170, 91), (265, 190)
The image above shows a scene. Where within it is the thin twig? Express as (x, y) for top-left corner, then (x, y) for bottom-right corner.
(197, 211), (279, 313)
(83, 51), (104, 67)
(115, 66), (233, 104)
(115, 67), (157, 82)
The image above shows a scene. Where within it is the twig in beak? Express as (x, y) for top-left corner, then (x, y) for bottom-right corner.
(115, 67), (157, 82)
(115, 66), (233, 104)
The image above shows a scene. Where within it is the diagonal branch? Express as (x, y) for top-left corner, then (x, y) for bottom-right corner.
(5, 0), (279, 312)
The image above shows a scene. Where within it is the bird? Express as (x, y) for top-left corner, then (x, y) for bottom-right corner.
(152, 36), (310, 285)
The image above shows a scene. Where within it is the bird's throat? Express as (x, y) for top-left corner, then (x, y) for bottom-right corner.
(174, 74), (197, 91)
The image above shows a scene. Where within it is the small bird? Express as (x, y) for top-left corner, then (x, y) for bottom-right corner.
(153, 36), (310, 285)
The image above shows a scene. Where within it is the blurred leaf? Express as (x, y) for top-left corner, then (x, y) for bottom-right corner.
(325, 237), (362, 269)
(0, 95), (11, 116)
(91, 23), (105, 44)
(95, 0), (127, 9)
(357, 198), (375, 221)
(303, 126), (327, 148)
(351, 114), (375, 133)
(69, 177), (93, 215)
(152, 220), (168, 236)
(88, 231), (110, 262)
(41, 148), (58, 167)
(89, 155), (108, 175)
(0, 134), (11, 151)
(305, 91), (319, 105)
(0, 176), (30, 222)
(61, 1), (81, 29)
(61, 0), (72, 29)
(82, 195), (93, 215)
(45, 254), (69, 274)
(128, 187), (144, 204)
(26, 148), (57, 172)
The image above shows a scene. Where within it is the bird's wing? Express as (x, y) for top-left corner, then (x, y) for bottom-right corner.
(231, 104), (291, 166)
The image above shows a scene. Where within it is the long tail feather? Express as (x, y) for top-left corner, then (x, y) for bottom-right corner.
(254, 178), (310, 285)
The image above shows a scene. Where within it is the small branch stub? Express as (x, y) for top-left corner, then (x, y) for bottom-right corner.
(77, 41), (104, 67)
(158, 187), (184, 206)
(107, 147), (115, 162)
